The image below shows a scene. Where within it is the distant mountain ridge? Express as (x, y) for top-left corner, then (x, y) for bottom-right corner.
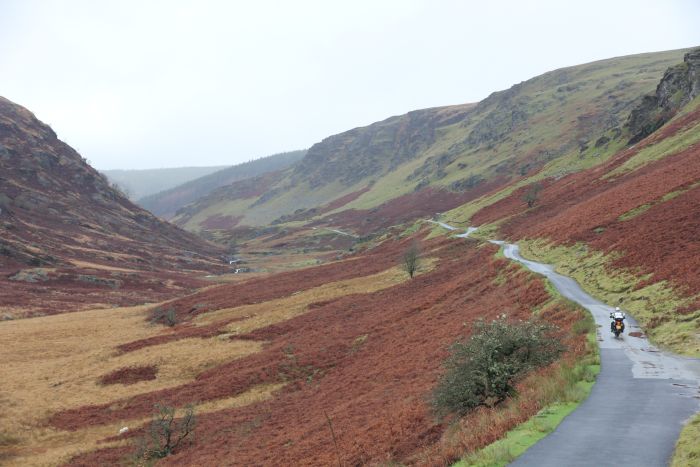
(139, 150), (306, 219)
(103, 165), (229, 199)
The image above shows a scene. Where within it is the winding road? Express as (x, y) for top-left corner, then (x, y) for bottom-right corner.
(440, 222), (700, 466)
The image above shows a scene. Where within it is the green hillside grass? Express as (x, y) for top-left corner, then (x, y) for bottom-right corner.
(673, 414), (700, 466)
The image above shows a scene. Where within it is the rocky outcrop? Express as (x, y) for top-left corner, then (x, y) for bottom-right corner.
(291, 104), (476, 189)
(627, 48), (700, 143)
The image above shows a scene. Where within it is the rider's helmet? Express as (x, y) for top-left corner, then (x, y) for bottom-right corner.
(615, 307), (620, 311)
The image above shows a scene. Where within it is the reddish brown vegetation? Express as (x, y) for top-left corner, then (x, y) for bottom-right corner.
(114, 236), (423, 354)
(117, 315), (249, 354)
(0, 266), (214, 317)
(61, 235), (566, 466)
(327, 181), (506, 236)
(318, 185), (373, 215)
(273, 186), (374, 226)
(264, 226), (356, 252)
(173, 170), (284, 228)
(98, 365), (158, 386)
(474, 108), (700, 303)
(199, 214), (242, 230)
(142, 235), (417, 327)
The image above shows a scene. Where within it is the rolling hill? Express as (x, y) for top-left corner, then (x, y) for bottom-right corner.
(171, 48), (690, 237)
(0, 96), (224, 317)
(138, 150), (306, 219)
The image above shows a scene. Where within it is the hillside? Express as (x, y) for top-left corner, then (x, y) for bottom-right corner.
(172, 49), (689, 237)
(0, 97), (224, 318)
(446, 48), (700, 355)
(102, 165), (228, 200)
(139, 150), (306, 219)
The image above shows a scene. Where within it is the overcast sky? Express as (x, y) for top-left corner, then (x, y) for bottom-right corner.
(1, 0), (699, 170)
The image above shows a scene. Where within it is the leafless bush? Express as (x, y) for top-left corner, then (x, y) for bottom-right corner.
(150, 306), (177, 327)
(135, 404), (196, 461)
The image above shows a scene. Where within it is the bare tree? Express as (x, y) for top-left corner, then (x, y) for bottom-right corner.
(403, 242), (421, 279)
(136, 403), (196, 460)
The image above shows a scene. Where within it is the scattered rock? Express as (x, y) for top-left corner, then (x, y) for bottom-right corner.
(76, 275), (122, 289)
(9, 268), (49, 283)
(594, 135), (610, 148)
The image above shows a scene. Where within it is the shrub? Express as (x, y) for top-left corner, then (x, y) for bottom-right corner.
(135, 404), (196, 461)
(0, 431), (19, 447)
(433, 317), (564, 418)
(98, 365), (158, 386)
(150, 306), (177, 327)
(523, 182), (543, 208)
(0, 431), (19, 463)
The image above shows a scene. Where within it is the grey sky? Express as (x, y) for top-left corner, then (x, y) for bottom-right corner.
(1, 0), (699, 170)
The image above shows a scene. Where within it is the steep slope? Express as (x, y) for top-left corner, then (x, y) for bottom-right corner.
(103, 165), (229, 200)
(447, 48), (700, 355)
(0, 97), (223, 317)
(172, 48), (689, 235)
(140, 150), (306, 219)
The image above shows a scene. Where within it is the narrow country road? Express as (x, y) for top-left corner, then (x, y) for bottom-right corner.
(318, 227), (358, 238)
(442, 223), (700, 466)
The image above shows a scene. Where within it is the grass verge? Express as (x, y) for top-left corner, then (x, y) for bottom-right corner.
(672, 412), (700, 466)
(453, 361), (598, 467)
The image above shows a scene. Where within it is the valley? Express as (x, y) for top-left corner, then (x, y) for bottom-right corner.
(1, 45), (700, 466)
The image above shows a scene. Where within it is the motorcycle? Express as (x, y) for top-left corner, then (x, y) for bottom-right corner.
(612, 318), (625, 337)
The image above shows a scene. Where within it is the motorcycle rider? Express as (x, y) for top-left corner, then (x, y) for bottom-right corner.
(610, 306), (626, 333)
